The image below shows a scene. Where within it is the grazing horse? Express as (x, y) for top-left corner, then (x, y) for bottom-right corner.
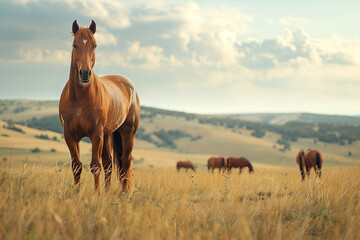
(207, 157), (226, 173)
(296, 149), (306, 180)
(176, 161), (196, 172)
(226, 157), (254, 174)
(296, 149), (323, 180)
(59, 20), (140, 194)
(304, 149), (323, 178)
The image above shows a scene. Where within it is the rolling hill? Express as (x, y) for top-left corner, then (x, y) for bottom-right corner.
(0, 100), (359, 168)
(227, 112), (360, 125)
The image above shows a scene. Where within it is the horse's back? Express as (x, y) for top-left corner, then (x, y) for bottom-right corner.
(208, 157), (223, 168)
(305, 149), (322, 166)
(101, 75), (138, 104)
(101, 75), (136, 91)
(100, 74), (140, 134)
(228, 157), (246, 167)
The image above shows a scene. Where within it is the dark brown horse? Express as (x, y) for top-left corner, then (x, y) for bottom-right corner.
(176, 161), (196, 172)
(296, 149), (323, 180)
(226, 157), (254, 174)
(207, 157), (226, 173)
(59, 20), (140, 194)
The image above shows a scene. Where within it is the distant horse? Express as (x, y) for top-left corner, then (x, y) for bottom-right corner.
(176, 161), (196, 172)
(296, 149), (323, 180)
(304, 149), (323, 178)
(226, 157), (254, 174)
(207, 157), (226, 173)
(59, 20), (140, 194)
(296, 149), (306, 180)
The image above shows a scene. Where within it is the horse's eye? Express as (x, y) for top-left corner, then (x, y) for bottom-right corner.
(73, 44), (78, 49)
(93, 44), (97, 49)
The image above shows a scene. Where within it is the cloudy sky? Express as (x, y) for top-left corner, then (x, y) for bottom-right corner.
(0, 0), (359, 115)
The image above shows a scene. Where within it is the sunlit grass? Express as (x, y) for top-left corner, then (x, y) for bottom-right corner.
(0, 163), (359, 239)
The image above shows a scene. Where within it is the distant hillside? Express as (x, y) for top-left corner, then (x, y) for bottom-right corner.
(228, 113), (360, 125)
(0, 100), (359, 167)
(1, 100), (360, 147)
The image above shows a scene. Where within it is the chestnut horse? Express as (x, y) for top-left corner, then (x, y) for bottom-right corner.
(296, 149), (323, 180)
(226, 157), (254, 174)
(176, 161), (196, 172)
(207, 157), (226, 173)
(304, 149), (323, 178)
(59, 20), (140, 194)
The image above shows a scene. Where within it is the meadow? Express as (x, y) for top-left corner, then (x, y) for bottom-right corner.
(0, 162), (359, 239)
(1, 100), (359, 239)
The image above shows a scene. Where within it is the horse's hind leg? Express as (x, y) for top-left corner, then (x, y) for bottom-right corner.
(118, 111), (139, 193)
(64, 132), (82, 185)
(102, 134), (112, 191)
(306, 165), (310, 176)
(120, 131), (135, 193)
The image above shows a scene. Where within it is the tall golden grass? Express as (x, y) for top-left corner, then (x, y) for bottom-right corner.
(0, 163), (359, 239)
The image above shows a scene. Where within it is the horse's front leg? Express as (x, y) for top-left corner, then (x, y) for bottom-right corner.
(64, 131), (82, 185)
(90, 130), (104, 195)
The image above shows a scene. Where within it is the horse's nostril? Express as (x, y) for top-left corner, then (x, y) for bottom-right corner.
(79, 69), (91, 81)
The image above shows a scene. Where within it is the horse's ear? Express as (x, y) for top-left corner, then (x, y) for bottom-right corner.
(72, 20), (79, 34)
(89, 20), (96, 34)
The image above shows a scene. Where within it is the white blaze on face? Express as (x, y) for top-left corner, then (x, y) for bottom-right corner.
(83, 39), (88, 45)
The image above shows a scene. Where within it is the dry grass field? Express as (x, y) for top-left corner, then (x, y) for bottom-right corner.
(1, 101), (359, 239)
(0, 162), (359, 239)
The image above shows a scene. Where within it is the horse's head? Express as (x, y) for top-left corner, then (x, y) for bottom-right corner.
(71, 20), (97, 85)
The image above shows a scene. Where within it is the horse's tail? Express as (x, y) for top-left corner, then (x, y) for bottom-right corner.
(299, 153), (305, 181)
(221, 157), (225, 169)
(113, 129), (123, 179)
(316, 152), (322, 177)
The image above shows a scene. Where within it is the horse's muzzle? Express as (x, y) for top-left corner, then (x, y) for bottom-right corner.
(79, 69), (92, 82)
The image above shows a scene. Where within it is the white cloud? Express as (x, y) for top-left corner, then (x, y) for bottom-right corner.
(11, 0), (38, 4)
(95, 27), (117, 46)
(127, 2), (252, 67)
(236, 28), (360, 70)
(97, 41), (182, 69)
(76, 0), (131, 29)
(8, 48), (70, 64)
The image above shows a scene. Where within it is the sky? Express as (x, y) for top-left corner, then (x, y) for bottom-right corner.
(0, 0), (359, 115)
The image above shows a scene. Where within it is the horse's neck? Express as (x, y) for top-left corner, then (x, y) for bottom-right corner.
(68, 65), (98, 105)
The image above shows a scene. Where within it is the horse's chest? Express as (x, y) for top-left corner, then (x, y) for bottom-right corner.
(63, 108), (100, 137)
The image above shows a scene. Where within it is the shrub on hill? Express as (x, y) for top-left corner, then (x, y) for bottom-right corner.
(13, 106), (28, 114)
(3, 124), (25, 134)
(35, 134), (50, 140)
(251, 128), (266, 138)
(31, 147), (40, 153)
(26, 116), (63, 133)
